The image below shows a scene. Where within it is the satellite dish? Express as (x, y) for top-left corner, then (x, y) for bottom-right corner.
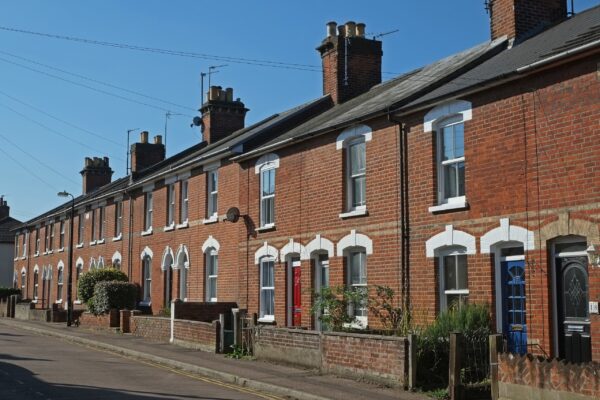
(192, 116), (203, 126)
(225, 207), (240, 223)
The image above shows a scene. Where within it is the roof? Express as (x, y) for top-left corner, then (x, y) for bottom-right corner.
(242, 37), (507, 155)
(0, 216), (21, 242)
(402, 5), (600, 110)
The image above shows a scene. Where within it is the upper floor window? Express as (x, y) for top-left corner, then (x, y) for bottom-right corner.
(336, 125), (371, 217)
(59, 220), (65, 249)
(44, 225), (50, 252)
(14, 234), (19, 258)
(98, 207), (105, 241)
(144, 192), (153, 232)
(424, 100), (471, 212)
(167, 184), (176, 227)
(207, 170), (218, 218)
(180, 179), (189, 224)
(90, 209), (97, 242)
(114, 201), (123, 238)
(255, 154), (279, 229)
(49, 223), (55, 250)
(77, 213), (84, 245)
(22, 233), (27, 257)
(34, 228), (40, 254)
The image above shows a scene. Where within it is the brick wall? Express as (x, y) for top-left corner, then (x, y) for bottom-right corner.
(0, 298), (7, 317)
(78, 309), (120, 329)
(130, 315), (170, 342)
(254, 327), (321, 369)
(498, 352), (600, 399)
(254, 327), (407, 386)
(14, 302), (32, 320)
(173, 301), (237, 322)
(173, 319), (220, 352)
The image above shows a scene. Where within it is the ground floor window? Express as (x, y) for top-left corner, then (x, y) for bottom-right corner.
(440, 252), (468, 310)
(57, 267), (64, 302)
(206, 250), (218, 302)
(348, 250), (367, 323)
(33, 270), (39, 300)
(260, 258), (275, 321)
(142, 257), (152, 303)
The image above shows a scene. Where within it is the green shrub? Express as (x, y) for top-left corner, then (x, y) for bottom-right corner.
(77, 269), (128, 303)
(310, 285), (367, 331)
(89, 281), (137, 315)
(415, 303), (492, 390)
(0, 287), (21, 299)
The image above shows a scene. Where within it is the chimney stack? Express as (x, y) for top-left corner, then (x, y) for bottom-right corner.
(317, 21), (382, 104)
(80, 156), (113, 194)
(200, 86), (248, 144)
(130, 131), (166, 174)
(0, 196), (9, 220)
(490, 0), (567, 42)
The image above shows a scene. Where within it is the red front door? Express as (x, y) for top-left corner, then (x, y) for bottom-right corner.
(292, 261), (302, 326)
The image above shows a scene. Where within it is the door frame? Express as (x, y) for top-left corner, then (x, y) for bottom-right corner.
(492, 242), (525, 334)
(286, 256), (301, 327)
(313, 252), (329, 331)
(550, 235), (588, 357)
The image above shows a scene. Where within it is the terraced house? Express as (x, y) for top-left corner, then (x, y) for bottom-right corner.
(13, 0), (600, 363)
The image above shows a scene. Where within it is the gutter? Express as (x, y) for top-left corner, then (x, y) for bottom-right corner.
(516, 38), (600, 73)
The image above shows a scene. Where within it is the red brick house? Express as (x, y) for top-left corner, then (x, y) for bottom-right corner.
(13, 1), (600, 363)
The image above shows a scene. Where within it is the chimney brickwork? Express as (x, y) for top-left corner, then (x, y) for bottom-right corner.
(0, 196), (9, 220)
(317, 21), (382, 104)
(490, 0), (567, 41)
(200, 86), (247, 144)
(80, 157), (113, 194)
(130, 131), (166, 174)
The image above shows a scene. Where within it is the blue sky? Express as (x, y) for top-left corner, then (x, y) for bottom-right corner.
(1, 0), (599, 221)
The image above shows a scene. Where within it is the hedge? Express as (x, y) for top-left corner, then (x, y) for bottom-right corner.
(77, 269), (128, 303)
(89, 281), (137, 315)
(0, 288), (21, 299)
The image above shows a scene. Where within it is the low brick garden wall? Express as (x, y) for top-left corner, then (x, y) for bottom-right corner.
(498, 353), (600, 400)
(173, 301), (237, 322)
(78, 309), (120, 329)
(254, 327), (408, 387)
(173, 319), (220, 352)
(14, 302), (34, 320)
(130, 316), (170, 342)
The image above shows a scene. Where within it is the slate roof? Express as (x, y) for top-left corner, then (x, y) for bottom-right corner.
(402, 5), (600, 110)
(0, 216), (21, 242)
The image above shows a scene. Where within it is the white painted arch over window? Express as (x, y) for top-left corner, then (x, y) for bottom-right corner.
(426, 225), (476, 257)
(112, 251), (122, 265)
(75, 257), (84, 268)
(280, 238), (307, 260)
(202, 236), (220, 253)
(305, 234), (335, 258)
(336, 124), (372, 150)
(254, 242), (279, 264)
(140, 246), (153, 260)
(175, 244), (190, 269)
(161, 246), (174, 271)
(423, 100), (472, 133)
(336, 230), (373, 256)
(480, 218), (535, 253)
(254, 153), (280, 174)
(20, 266), (27, 274)
(57, 260), (65, 269)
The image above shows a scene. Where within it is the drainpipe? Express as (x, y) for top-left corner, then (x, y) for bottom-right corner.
(126, 189), (134, 282)
(388, 111), (410, 317)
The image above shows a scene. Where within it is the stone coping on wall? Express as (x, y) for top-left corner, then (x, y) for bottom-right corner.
(323, 330), (407, 341)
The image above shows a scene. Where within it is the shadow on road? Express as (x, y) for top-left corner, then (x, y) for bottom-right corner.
(0, 360), (241, 400)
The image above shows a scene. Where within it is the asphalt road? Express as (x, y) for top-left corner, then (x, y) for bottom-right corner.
(0, 324), (276, 400)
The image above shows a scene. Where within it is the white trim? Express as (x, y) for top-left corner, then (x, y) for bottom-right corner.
(493, 245), (525, 333)
(428, 200), (468, 213)
(176, 221), (189, 229)
(57, 260), (65, 269)
(141, 227), (153, 236)
(424, 100), (472, 133)
(202, 236), (220, 253)
(75, 257), (84, 267)
(335, 124), (372, 150)
(305, 234), (335, 259)
(426, 225), (476, 257)
(164, 223), (175, 232)
(33, 265), (40, 273)
(254, 242), (279, 264)
(254, 153), (280, 174)
(256, 224), (275, 232)
(140, 246), (153, 260)
(203, 160), (221, 171)
(480, 218), (535, 254)
(142, 184), (154, 193)
(202, 215), (218, 225)
(112, 251), (122, 264)
(112, 233), (123, 242)
(336, 230), (373, 256)
(175, 244), (190, 270)
(280, 239), (306, 261)
(161, 246), (174, 271)
(20, 266), (26, 274)
(164, 175), (177, 185)
(339, 207), (368, 219)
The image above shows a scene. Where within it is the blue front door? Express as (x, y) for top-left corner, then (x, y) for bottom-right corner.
(501, 260), (527, 354)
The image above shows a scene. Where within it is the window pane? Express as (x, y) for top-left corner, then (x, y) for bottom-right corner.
(457, 162), (465, 196)
(350, 252), (366, 285)
(442, 126), (453, 161)
(262, 197), (274, 225)
(261, 289), (274, 316)
(208, 277), (217, 300)
(457, 255), (468, 290)
(443, 164), (458, 199)
(444, 255), (457, 290)
(350, 142), (366, 175)
(453, 124), (464, 158)
(446, 294), (469, 310)
(262, 261), (274, 287)
(352, 176), (366, 207)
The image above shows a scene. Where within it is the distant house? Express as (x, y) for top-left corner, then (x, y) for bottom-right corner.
(0, 197), (20, 287)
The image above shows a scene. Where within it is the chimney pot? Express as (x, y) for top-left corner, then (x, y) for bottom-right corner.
(356, 23), (366, 37)
(140, 131), (149, 143)
(85, 157), (92, 167)
(225, 87), (233, 102)
(326, 21), (338, 37)
(337, 25), (346, 37)
(154, 135), (163, 144)
(345, 21), (356, 37)
(209, 86), (219, 101)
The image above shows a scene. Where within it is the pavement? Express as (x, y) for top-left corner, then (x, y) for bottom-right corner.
(0, 318), (429, 400)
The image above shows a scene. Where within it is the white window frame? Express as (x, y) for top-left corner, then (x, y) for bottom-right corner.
(259, 257), (275, 322)
(141, 256), (152, 305)
(255, 154), (279, 230)
(33, 267), (39, 301)
(14, 234), (19, 259)
(75, 263), (83, 304)
(77, 213), (84, 246)
(347, 249), (368, 327)
(345, 137), (367, 213)
(21, 233), (27, 258)
(34, 228), (40, 255)
(56, 265), (64, 303)
(166, 183), (176, 228)
(143, 192), (153, 235)
(438, 248), (469, 311)
(437, 116), (465, 203)
(206, 169), (218, 219)
(259, 165), (276, 229)
(59, 220), (65, 250)
(175, 246), (189, 301)
(179, 179), (189, 226)
(205, 249), (218, 302)
(90, 208), (97, 243)
(97, 207), (105, 242)
(114, 201), (123, 240)
(20, 269), (26, 292)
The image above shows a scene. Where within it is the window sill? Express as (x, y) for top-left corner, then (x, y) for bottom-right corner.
(57, 248), (64, 253)
(255, 224), (275, 233)
(141, 228), (153, 237)
(112, 234), (122, 242)
(74, 300), (82, 305)
(176, 221), (189, 229)
(55, 300), (63, 304)
(20, 256), (26, 260)
(138, 301), (151, 307)
(429, 200), (468, 213)
(258, 316), (275, 324)
(34, 252), (39, 257)
(203, 215), (218, 225)
(339, 208), (368, 219)
(164, 224), (175, 232)
(89, 241), (97, 246)
(344, 317), (368, 330)
(76, 244), (83, 249)
(97, 239), (105, 245)
(32, 299), (38, 304)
